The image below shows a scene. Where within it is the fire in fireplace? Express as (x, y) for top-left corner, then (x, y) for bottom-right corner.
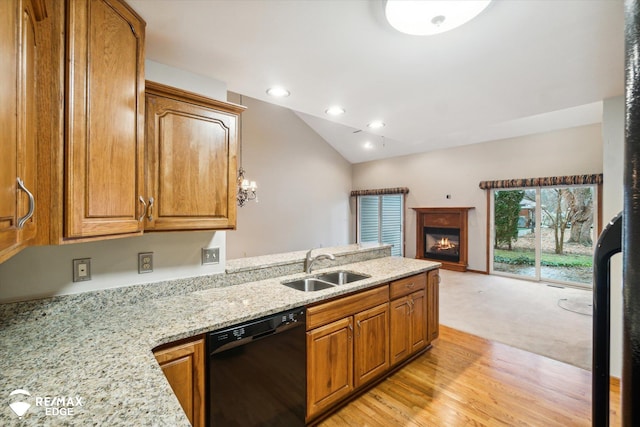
(424, 227), (460, 262)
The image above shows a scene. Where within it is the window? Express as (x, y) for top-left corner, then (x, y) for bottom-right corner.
(357, 194), (404, 256)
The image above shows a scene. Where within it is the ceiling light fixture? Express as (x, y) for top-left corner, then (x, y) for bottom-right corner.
(367, 120), (386, 129)
(384, 0), (491, 36)
(325, 106), (346, 116)
(266, 86), (290, 97)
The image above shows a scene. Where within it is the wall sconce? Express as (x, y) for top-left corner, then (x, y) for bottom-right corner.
(236, 94), (258, 207)
(237, 167), (257, 207)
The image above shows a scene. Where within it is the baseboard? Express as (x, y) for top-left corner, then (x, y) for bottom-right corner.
(466, 269), (488, 274)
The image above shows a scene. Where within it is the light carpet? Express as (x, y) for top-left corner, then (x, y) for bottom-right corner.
(439, 269), (592, 370)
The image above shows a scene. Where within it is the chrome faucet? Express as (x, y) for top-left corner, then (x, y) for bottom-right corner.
(304, 249), (336, 273)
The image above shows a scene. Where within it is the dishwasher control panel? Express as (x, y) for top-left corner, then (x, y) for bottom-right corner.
(208, 307), (306, 354)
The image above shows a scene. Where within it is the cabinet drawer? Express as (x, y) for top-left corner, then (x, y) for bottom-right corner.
(390, 273), (426, 299)
(307, 285), (389, 330)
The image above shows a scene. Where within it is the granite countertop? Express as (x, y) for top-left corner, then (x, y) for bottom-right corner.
(0, 248), (439, 426)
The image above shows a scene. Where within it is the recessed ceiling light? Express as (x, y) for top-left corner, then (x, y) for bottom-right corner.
(367, 120), (386, 129)
(266, 87), (290, 97)
(385, 0), (492, 36)
(363, 141), (374, 150)
(325, 106), (346, 116)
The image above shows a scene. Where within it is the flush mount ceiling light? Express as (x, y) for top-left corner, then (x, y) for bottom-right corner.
(266, 86), (290, 97)
(367, 120), (386, 129)
(384, 0), (491, 36)
(325, 106), (346, 116)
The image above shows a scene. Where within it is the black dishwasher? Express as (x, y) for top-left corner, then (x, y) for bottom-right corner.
(207, 307), (306, 427)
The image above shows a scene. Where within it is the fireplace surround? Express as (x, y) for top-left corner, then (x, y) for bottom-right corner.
(412, 207), (473, 271)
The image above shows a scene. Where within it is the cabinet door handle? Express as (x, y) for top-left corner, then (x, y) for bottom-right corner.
(138, 196), (147, 222)
(406, 282), (416, 289)
(407, 299), (414, 315)
(16, 177), (35, 229)
(147, 197), (154, 222)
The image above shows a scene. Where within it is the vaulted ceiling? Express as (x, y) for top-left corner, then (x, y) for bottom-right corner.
(129, 0), (624, 163)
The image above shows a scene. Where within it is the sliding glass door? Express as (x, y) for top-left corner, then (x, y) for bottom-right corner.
(491, 186), (595, 287)
(492, 189), (537, 279)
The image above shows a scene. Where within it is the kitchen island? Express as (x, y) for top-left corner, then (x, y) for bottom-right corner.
(0, 244), (439, 425)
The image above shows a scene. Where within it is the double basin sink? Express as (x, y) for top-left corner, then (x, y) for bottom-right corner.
(282, 271), (371, 292)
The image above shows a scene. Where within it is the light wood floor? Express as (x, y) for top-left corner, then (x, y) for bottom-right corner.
(321, 326), (621, 426)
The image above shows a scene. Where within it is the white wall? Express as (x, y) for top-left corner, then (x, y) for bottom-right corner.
(0, 62), (230, 302)
(352, 124), (603, 271)
(225, 93), (353, 259)
(602, 95), (624, 378)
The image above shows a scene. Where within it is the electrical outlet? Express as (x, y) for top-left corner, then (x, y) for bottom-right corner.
(202, 247), (220, 265)
(72, 258), (92, 282)
(138, 252), (153, 274)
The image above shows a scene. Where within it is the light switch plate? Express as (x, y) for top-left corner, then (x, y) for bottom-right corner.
(72, 258), (92, 282)
(202, 247), (220, 265)
(138, 252), (153, 274)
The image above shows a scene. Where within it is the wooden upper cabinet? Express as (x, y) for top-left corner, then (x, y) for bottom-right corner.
(0, 0), (46, 263)
(144, 81), (245, 231)
(65, 0), (145, 238)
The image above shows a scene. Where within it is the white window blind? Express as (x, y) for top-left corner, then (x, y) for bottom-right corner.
(357, 194), (404, 257)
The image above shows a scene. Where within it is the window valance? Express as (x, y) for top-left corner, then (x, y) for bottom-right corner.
(478, 174), (603, 190)
(350, 187), (410, 197)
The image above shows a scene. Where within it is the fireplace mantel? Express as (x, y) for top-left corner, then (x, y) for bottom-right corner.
(412, 207), (474, 272)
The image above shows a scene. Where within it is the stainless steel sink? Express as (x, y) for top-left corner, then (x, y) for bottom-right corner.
(282, 278), (336, 292)
(315, 271), (371, 285)
(282, 270), (371, 292)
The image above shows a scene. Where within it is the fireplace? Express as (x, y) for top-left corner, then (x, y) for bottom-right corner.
(424, 227), (460, 262)
(412, 207), (473, 272)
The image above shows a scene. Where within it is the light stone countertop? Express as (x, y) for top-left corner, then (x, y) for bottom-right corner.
(0, 249), (439, 426)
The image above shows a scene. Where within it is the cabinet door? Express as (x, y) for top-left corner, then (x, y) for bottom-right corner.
(354, 303), (389, 388)
(0, 0), (20, 256)
(16, 0), (40, 245)
(427, 269), (440, 342)
(154, 338), (205, 427)
(307, 317), (353, 419)
(0, 0), (43, 263)
(389, 296), (410, 366)
(144, 86), (239, 231)
(409, 289), (427, 353)
(65, 0), (145, 238)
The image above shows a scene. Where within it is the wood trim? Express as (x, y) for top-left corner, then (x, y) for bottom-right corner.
(145, 80), (246, 115)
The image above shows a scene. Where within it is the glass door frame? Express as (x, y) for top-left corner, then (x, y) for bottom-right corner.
(489, 184), (597, 289)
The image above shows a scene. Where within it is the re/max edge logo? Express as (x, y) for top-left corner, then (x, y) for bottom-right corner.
(8, 389), (85, 418)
